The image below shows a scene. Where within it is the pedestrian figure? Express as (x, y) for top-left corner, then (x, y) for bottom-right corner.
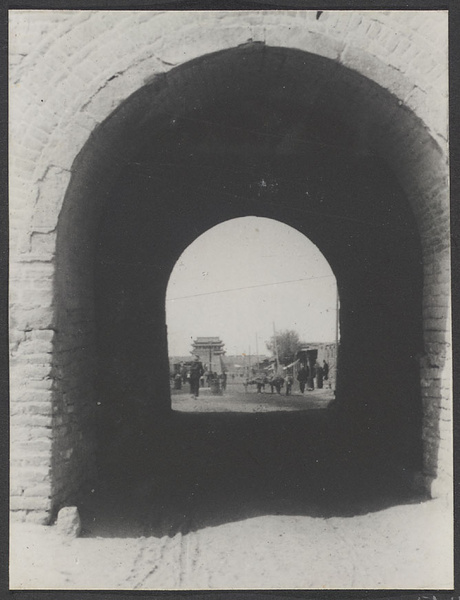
(315, 361), (324, 389)
(272, 376), (284, 394)
(189, 356), (204, 398)
(174, 373), (182, 390)
(210, 372), (221, 395)
(307, 363), (315, 391)
(219, 372), (227, 392)
(297, 364), (309, 393)
(256, 377), (265, 393)
(285, 373), (293, 396)
(323, 360), (329, 380)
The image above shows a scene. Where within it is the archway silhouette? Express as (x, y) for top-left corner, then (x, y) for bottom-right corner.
(53, 44), (427, 532)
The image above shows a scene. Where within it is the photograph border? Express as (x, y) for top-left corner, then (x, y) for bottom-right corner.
(3, 0), (458, 598)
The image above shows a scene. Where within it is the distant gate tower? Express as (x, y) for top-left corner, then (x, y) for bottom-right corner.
(192, 337), (225, 373)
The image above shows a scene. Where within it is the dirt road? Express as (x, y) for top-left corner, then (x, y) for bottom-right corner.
(171, 382), (334, 412)
(9, 384), (453, 590)
(11, 497), (452, 589)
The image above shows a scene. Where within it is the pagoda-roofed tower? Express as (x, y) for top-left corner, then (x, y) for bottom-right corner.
(191, 337), (225, 373)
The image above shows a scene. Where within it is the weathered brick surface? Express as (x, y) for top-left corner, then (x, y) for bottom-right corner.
(9, 10), (451, 521)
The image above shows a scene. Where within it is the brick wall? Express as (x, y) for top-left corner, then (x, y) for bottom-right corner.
(9, 10), (450, 523)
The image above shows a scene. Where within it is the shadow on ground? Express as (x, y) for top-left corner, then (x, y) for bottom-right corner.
(79, 408), (427, 539)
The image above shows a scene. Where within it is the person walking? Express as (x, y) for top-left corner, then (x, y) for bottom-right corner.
(315, 361), (324, 389)
(219, 372), (227, 392)
(272, 375), (284, 394)
(297, 364), (309, 394)
(307, 362), (315, 391)
(285, 373), (293, 396)
(323, 360), (330, 388)
(256, 377), (264, 393)
(189, 356), (204, 398)
(174, 372), (182, 390)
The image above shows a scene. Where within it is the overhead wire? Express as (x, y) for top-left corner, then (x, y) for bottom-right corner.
(167, 274), (335, 301)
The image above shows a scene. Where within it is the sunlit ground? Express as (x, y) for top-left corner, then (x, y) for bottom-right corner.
(171, 381), (334, 412)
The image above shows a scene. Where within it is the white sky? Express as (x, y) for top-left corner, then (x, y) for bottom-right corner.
(166, 217), (338, 357)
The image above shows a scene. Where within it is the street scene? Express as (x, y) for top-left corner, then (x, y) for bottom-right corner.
(9, 9), (452, 592)
(166, 218), (339, 417)
(170, 339), (336, 413)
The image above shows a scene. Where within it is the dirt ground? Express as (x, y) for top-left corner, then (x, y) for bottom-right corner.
(10, 385), (454, 590)
(171, 381), (335, 412)
(10, 497), (453, 589)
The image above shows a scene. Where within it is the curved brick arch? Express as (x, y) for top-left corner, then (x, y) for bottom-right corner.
(11, 11), (447, 248)
(9, 11), (450, 524)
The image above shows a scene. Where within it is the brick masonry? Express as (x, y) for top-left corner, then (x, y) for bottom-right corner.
(9, 10), (450, 523)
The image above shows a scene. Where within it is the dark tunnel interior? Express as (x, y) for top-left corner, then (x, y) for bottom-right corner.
(55, 45), (427, 536)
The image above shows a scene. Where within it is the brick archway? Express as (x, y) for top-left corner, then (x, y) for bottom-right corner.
(10, 12), (450, 525)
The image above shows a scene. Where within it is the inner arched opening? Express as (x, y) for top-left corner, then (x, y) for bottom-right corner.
(166, 216), (339, 412)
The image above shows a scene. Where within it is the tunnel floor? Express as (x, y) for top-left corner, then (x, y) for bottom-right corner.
(79, 393), (427, 539)
(13, 392), (449, 589)
(12, 496), (451, 589)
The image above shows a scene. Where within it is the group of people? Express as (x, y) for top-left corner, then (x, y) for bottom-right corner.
(247, 373), (293, 396)
(177, 357), (228, 398)
(247, 359), (329, 396)
(296, 360), (329, 392)
(171, 357), (205, 396)
(174, 356), (330, 399)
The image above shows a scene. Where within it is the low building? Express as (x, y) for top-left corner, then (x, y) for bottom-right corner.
(296, 343), (338, 388)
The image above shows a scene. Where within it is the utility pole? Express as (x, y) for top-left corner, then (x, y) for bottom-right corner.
(255, 333), (260, 372)
(273, 322), (280, 373)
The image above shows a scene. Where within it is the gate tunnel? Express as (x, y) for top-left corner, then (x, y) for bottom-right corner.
(52, 44), (435, 533)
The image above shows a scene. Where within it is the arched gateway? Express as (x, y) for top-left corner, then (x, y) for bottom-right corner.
(9, 11), (450, 526)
